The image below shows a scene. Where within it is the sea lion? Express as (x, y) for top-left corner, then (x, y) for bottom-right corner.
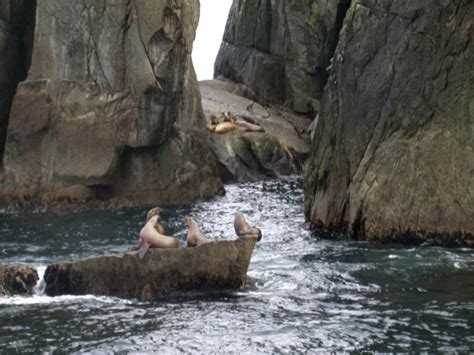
(184, 217), (209, 247)
(212, 121), (238, 134)
(234, 119), (264, 132)
(138, 209), (179, 260)
(224, 111), (237, 124)
(234, 212), (262, 241)
(146, 207), (165, 235)
(208, 111), (264, 134)
(236, 111), (258, 125)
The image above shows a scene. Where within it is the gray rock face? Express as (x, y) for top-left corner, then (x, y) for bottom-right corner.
(304, 0), (474, 245)
(44, 237), (258, 301)
(214, 0), (345, 116)
(0, 0), (35, 161)
(0, 263), (38, 296)
(0, 0), (223, 207)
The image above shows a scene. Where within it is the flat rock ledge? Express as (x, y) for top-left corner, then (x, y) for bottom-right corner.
(0, 263), (38, 296)
(200, 80), (311, 182)
(44, 236), (258, 301)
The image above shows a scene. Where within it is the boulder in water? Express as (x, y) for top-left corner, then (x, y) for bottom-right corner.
(44, 237), (258, 301)
(0, 263), (38, 296)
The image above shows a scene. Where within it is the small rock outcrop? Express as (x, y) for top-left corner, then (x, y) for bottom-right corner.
(0, 0), (223, 207)
(0, 263), (38, 296)
(44, 237), (258, 301)
(214, 0), (346, 115)
(304, 0), (473, 245)
(0, 0), (36, 161)
(201, 80), (310, 182)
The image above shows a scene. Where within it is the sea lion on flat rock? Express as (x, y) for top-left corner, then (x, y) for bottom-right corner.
(209, 121), (238, 134)
(138, 208), (179, 260)
(184, 217), (210, 247)
(234, 212), (262, 241)
(235, 119), (264, 132)
(208, 111), (264, 134)
(146, 207), (165, 234)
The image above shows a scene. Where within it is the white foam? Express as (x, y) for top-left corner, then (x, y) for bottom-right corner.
(0, 265), (137, 306)
(0, 294), (135, 306)
(33, 266), (47, 295)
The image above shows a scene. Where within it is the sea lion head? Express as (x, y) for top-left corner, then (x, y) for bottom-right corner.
(184, 217), (193, 228)
(224, 111), (236, 124)
(146, 207), (162, 221)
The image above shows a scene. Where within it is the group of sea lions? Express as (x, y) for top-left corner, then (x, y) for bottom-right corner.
(137, 207), (262, 260)
(207, 111), (265, 134)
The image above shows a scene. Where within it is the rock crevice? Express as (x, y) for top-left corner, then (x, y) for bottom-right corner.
(0, 0), (36, 163)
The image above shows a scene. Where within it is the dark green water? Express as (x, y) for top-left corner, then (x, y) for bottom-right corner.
(1, 177), (473, 353)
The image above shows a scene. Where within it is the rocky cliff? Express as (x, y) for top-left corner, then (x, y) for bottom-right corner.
(218, 0), (473, 245)
(304, 0), (473, 245)
(214, 0), (350, 116)
(0, 0), (223, 207)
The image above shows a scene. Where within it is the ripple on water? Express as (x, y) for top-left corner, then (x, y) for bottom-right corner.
(0, 176), (473, 353)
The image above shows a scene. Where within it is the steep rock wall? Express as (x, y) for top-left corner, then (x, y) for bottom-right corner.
(214, 0), (347, 116)
(0, 0), (36, 162)
(304, 0), (473, 245)
(0, 0), (223, 206)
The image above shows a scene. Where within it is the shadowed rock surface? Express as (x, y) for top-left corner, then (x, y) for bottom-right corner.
(44, 236), (258, 301)
(214, 0), (347, 115)
(0, 0), (222, 207)
(201, 80), (311, 182)
(0, 262), (38, 296)
(304, 0), (474, 245)
(0, 0), (36, 161)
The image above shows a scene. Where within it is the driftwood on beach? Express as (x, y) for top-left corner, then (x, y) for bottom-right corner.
(44, 236), (258, 301)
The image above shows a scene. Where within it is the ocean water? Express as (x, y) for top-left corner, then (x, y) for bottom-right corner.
(1, 177), (473, 353)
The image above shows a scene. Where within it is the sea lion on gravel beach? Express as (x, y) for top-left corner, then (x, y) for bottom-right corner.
(234, 212), (262, 241)
(184, 217), (210, 247)
(138, 208), (179, 260)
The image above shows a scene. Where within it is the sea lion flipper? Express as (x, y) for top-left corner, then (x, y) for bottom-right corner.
(138, 241), (150, 260)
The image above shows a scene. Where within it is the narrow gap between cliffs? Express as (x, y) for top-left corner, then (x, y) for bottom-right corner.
(0, 1), (36, 165)
(323, 0), (352, 87)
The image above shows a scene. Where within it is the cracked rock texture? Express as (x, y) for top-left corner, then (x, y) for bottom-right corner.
(304, 0), (474, 245)
(44, 237), (258, 301)
(0, 0), (35, 161)
(0, 0), (223, 207)
(214, 0), (347, 116)
(0, 262), (38, 296)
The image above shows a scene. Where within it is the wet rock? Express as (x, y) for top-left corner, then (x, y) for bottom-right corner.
(0, 0), (222, 207)
(0, 263), (38, 296)
(44, 237), (258, 301)
(214, 0), (343, 115)
(201, 80), (310, 182)
(304, 0), (474, 245)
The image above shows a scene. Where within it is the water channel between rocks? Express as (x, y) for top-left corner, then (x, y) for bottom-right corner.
(0, 176), (473, 352)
